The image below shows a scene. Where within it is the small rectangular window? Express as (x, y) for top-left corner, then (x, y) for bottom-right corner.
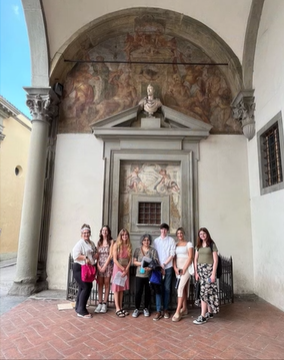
(261, 123), (282, 187)
(138, 202), (161, 225)
(258, 112), (284, 195)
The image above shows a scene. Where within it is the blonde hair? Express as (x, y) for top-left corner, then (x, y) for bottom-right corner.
(116, 228), (132, 258)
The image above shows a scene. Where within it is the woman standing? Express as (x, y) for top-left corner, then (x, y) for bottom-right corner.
(72, 224), (97, 318)
(95, 225), (114, 314)
(111, 229), (132, 317)
(172, 227), (194, 322)
(132, 234), (159, 318)
(193, 227), (219, 325)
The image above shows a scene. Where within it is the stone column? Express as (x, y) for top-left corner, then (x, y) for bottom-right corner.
(9, 87), (58, 296)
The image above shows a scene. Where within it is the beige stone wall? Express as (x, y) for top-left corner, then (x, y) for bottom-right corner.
(0, 115), (31, 257)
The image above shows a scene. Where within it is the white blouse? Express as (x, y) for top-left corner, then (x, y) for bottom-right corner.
(175, 241), (193, 258)
(72, 239), (96, 265)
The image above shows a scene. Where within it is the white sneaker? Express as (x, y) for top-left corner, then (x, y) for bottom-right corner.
(143, 308), (150, 317)
(100, 303), (107, 313)
(95, 303), (102, 313)
(132, 309), (139, 318)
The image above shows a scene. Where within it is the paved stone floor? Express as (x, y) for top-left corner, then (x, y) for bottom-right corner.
(1, 296), (284, 359)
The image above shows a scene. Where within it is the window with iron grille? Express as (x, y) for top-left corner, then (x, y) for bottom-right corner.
(138, 202), (161, 225)
(258, 112), (284, 195)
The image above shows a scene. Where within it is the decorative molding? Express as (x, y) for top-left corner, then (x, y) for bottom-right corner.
(92, 105), (205, 247)
(0, 95), (20, 118)
(231, 90), (256, 140)
(92, 105), (212, 141)
(24, 87), (59, 122)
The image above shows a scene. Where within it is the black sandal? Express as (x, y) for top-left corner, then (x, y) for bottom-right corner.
(116, 310), (125, 318)
(121, 309), (129, 316)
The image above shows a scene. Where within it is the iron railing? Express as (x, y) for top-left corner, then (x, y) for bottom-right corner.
(218, 254), (234, 304)
(66, 254), (234, 309)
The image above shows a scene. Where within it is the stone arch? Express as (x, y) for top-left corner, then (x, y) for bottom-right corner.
(48, 8), (248, 134)
(22, 0), (49, 87)
(50, 8), (243, 95)
(242, 0), (265, 89)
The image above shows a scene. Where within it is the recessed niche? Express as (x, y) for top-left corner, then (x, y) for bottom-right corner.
(15, 166), (22, 176)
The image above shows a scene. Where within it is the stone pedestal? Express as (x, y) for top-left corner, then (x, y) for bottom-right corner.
(141, 117), (161, 129)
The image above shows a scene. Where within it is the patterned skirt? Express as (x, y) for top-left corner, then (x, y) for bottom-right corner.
(197, 263), (219, 314)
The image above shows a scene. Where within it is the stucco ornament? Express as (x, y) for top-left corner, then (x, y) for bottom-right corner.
(231, 90), (256, 140)
(138, 84), (162, 116)
(26, 93), (58, 122)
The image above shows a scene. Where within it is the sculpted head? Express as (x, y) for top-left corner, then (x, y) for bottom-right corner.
(147, 84), (154, 96)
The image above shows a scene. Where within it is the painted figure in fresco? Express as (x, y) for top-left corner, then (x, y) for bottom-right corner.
(166, 58), (210, 124)
(124, 29), (177, 61)
(63, 63), (94, 119)
(126, 166), (147, 193)
(153, 169), (180, 194)
(138, 84), (162, 116)
(93, 69), (137, 121)
(124, 31), (146, 60)
(91, 56), (111, 104)
(166, 72), (191, 108)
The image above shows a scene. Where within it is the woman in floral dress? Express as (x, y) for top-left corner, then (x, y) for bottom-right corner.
(95, 225), (113, 313)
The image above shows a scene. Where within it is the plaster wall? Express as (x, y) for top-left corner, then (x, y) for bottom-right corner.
(46, 134), (104, 289)
(0, 115), (31, 257)
(47, 133), (253, 293)
(248, 0), (284, 311)
(198, 135), (253, 294)
(42, 0), (251, 62)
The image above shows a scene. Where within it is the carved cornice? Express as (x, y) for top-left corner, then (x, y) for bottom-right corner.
(92, 105), (212, 141)
(231, 90), (256, 140)
(0, 95), (21, 118)
(0, 124), (5, 142)
(24, 87), (59, 123)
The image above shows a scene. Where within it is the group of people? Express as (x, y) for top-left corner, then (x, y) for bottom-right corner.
(72, 222), (219, 324)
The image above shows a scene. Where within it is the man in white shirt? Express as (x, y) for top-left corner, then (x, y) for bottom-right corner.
(153, 223), (176, 320)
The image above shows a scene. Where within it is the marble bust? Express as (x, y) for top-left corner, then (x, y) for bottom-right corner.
(138, 84), (162, 116)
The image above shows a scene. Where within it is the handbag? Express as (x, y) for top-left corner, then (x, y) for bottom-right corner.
(149, 269), (162, 285)
(188, 262), (195, 276)
(81, 263), (96, 282)
(118, 258), (129, 267)
(194, 281), (200, 300)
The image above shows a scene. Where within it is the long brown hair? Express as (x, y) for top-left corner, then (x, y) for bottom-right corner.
(116, 228), (132, 258)
(97, 225), (112, 247)
(196, 227), (214, 249)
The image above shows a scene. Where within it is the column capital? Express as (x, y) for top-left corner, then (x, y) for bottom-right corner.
(231, 90), (256, 140)
(24, 87), (59, 122)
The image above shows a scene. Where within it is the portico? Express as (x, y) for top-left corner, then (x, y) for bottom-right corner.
(11, 0), (284, 313)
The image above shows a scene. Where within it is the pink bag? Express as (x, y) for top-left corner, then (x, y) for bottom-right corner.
(81, 264), (96, 282)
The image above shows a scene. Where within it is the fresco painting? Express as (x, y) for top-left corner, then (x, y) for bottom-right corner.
(119, 162), (181, 232)
(60, 16), (241, 134)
